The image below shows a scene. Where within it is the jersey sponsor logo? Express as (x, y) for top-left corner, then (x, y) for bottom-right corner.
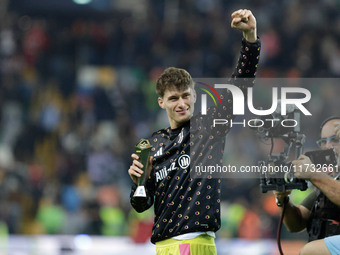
(178, 154), (190, 169)
(156, 162), (176, 182)
(154, 147), (163, 157)
(155, 154), (190, 183)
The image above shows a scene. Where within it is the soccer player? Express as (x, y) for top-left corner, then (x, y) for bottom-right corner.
(128, 9), (261, 255)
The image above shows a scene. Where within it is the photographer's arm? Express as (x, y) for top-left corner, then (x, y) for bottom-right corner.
(274, 191), (311, 232)
(293, 155), (340, 206)
(309, 176), (340, 206)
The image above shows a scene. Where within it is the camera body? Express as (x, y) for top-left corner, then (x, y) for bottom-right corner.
(259, 160), (308, 193)
(259, 158), (308, 193)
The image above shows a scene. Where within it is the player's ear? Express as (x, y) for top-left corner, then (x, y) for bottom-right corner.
(158, 97), (164, 109)
(193, 89), (197, 103)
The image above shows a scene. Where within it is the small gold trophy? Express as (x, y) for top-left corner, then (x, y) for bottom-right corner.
(133, 139), (153, 197)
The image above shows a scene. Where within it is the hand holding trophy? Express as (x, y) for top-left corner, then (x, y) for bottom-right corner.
(133, 139), (153, 197)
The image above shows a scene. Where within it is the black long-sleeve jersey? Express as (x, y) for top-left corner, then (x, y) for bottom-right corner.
(130, 38), (261, 244)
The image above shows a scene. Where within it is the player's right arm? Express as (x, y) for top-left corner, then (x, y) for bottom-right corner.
(274, 190), (312, 232)
(129, 154), (155, 213)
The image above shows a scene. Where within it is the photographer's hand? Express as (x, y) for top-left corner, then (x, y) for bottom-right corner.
(273, 189), (311, 232)
(293, 153), (340, 207)
(273, 190), (291, 207)
(292, 155), (319, 180)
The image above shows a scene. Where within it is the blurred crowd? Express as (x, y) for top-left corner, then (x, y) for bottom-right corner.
(0, 0), (339, 241)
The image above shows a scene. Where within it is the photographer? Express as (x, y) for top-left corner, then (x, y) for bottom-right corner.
(274, 117), (340, 255)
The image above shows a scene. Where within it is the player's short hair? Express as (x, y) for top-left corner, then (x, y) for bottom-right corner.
(320, 116), (340, 131)
(156, 67), (195, 97)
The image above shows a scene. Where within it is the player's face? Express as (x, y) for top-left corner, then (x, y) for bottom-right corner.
(320, 120), (340, 157)
(158, 87), (196, 129)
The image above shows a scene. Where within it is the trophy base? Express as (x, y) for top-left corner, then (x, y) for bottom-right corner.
(133, 186), (147, 197)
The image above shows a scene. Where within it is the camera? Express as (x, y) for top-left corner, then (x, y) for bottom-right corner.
(259, 149), (338, 193)
(252, 102), (339, 192)
(253, 104), (309, 192)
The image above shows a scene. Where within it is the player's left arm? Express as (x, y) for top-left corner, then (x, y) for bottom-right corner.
(215, 9), (261, 133)
(231, 9), (257, 43)
(230, 9), (260, 80)
(198, 9), (261, 137)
